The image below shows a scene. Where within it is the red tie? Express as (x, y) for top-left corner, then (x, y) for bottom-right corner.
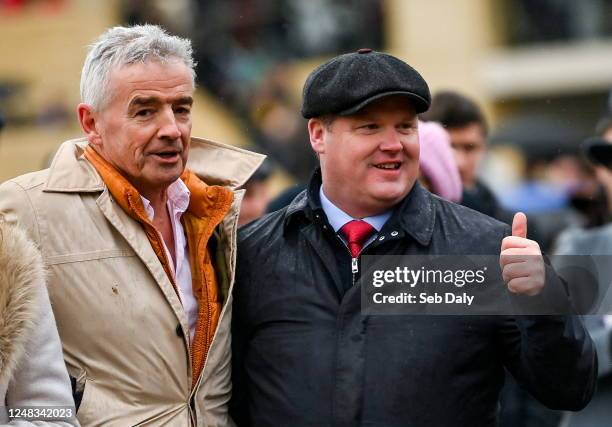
(340, 220), (376, 258)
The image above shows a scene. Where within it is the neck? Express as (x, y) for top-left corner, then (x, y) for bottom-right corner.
(141, 188), (169, 214)
(321, 185), (387, 218)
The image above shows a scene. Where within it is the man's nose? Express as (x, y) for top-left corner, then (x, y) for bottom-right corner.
(452, 150), (469, 178)
(379, 128), (403, 152)
(453, 149), (467, 169)
(158, 107), (182, 140)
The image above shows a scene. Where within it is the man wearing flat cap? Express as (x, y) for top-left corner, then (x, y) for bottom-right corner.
(230, 50), (596, 426)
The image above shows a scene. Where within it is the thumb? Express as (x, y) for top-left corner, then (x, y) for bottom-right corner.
(511, 212), (527, 238)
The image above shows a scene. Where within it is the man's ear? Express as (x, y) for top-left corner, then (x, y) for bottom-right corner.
(77, 103), (103, 148)
(308, 118), (327, 155)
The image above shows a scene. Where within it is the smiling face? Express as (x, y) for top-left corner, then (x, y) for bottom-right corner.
(78, 60), (194, 200)
(309, 95), (419, 217)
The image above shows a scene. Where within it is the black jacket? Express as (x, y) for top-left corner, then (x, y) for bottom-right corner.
(231, 172), (597, 427)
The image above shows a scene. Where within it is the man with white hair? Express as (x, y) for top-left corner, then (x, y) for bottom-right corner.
(0, 25), (263, 426)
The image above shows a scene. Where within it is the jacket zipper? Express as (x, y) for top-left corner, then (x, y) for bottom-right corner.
(351, 238), (378, 287)
(340, 239), (370, 288)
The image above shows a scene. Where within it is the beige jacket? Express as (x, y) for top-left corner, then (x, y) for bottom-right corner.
(0, 223), (78, 426)
(0, 138), (264, 427)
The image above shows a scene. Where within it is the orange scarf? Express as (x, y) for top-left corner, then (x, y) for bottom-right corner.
(84, 146), (233, 387)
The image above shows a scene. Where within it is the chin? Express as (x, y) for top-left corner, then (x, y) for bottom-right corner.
(371, 182), (412, 201)
(151, 174), (182, 188)
(367, 194), (405, 213)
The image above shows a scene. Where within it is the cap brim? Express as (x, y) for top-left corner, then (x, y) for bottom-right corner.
(339, 91), (430, 116)
(582, 137), (612, 168)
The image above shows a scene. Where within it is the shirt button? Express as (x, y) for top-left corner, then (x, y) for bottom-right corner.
(391, 231), (399, 237)
(175, 324), (184, 338)
(379, 236), (385, 241)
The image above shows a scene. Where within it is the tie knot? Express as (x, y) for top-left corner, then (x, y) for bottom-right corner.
(340, 220), (376, 258)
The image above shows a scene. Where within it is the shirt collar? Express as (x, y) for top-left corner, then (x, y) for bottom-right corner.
(319, 185), (391, 232)
(140, 178), (191, 221)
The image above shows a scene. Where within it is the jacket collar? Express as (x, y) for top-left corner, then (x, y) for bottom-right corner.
(285, 168), (435, 246)
(83, 145), (234, 223)
(43, 137), (265, 193)
(394, 179), (435, 246)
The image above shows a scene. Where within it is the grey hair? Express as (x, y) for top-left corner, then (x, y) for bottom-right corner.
(80, 24), (196, 111)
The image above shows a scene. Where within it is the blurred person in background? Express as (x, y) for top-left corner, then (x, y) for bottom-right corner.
(0, 222), (78, 426)
(230, 49), (596, 427)
(552, 114), (612, 427)
(417, 120), (462, 202)
(421, 91), (506, 219)
(421, 92), (551, 247)
(248, 64), (316, 183)
(591, 115), (612, 213)
(0, 25), (263, 426)
(500, 149), (592, 252)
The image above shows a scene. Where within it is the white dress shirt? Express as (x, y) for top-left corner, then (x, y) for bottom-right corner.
(141, 179), (198, 341)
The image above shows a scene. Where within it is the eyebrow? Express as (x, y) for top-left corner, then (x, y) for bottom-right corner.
(173, 96), (194, 106)
(128, 95), (194, 109)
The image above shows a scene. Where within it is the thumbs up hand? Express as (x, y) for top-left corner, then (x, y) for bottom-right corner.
(499, 212), (545, 296)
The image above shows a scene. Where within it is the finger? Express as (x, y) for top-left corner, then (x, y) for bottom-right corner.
(501, 236), (534, 251)
(500, 252), (530, 268)
(499, 251), (542, 272)
(502, 261), (531, 283)
(506, 276), (542, 296)
(501, 247), (539, 256)
(512, 212), (527, 238)
(500, 248), (542, 267)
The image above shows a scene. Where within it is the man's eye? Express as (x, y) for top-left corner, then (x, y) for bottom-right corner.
(361, 123), (378, 130)
(174, 107), (191, 115)
(136, 109), (153, 117)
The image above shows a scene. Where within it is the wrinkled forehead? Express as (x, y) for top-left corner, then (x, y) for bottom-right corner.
(105, 59), (195, 104)
(109, 57), (195, 83)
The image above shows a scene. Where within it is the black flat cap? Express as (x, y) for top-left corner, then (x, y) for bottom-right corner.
(301, 48), (431, 119)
